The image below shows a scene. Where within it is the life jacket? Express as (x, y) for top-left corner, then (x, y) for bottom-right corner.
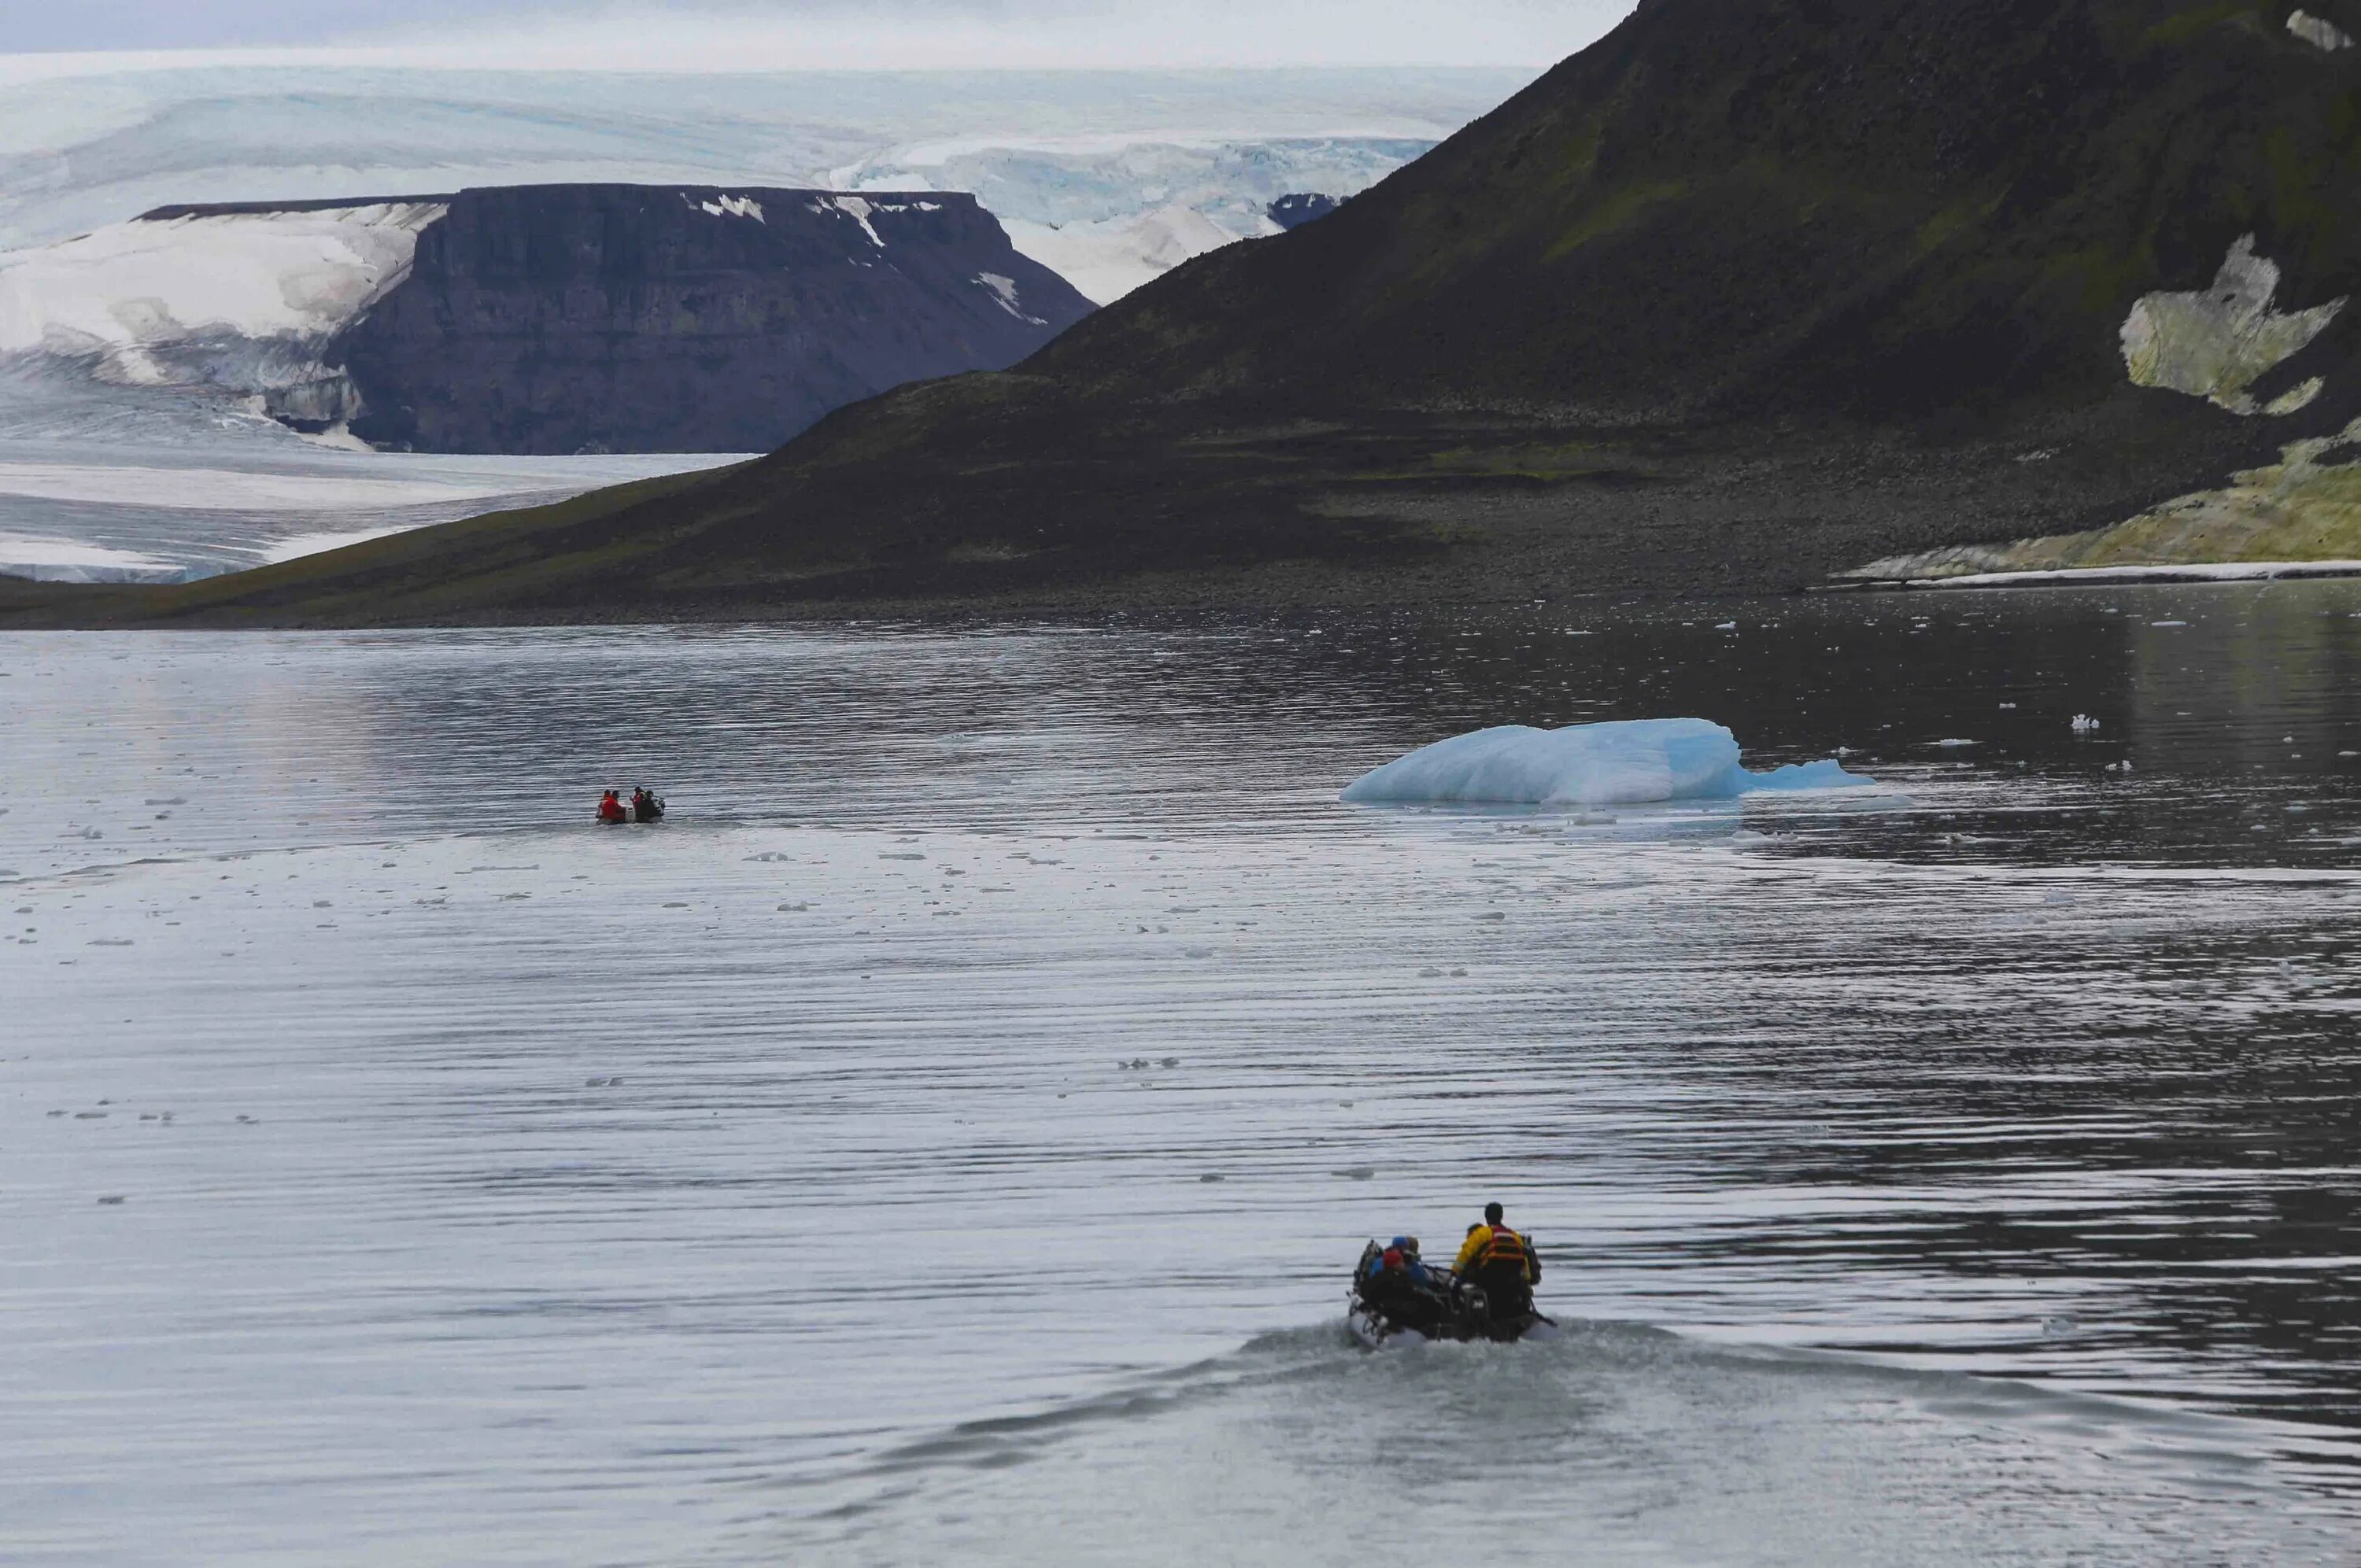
(1478, 1227), (1529, 1275)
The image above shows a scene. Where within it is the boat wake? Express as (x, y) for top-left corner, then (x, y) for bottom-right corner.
(767, 1319), (2339, 1566)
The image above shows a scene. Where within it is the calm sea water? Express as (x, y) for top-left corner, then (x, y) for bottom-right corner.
(6, 583), (2361, 1563)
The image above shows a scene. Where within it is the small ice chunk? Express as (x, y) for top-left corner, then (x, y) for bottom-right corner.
(1342, 718), (1872, 807)
(1934, 739), (1977, 747)
(2071, 714), (2101, 733)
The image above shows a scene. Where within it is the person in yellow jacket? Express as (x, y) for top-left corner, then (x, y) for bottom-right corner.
(1453, 1201), (1541, 1319)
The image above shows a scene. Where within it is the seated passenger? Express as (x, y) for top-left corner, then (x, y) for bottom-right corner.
(1363, 1235), (1450, 1335)
(597, 789), (628, 825)
(631, 787), (663, 823)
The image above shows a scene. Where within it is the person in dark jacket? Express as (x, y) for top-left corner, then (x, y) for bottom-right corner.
(1362, 1236), (1450, 1336)
(630, 786), (663, 823)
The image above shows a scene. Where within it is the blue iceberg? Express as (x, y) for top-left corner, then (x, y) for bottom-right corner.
(1340, 718), (1873, 809)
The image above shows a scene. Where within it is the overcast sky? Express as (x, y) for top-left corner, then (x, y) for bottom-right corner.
(6, 1), (1634, 68)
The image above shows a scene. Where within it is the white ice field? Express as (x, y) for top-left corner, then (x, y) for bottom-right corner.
(9, 610), (2361, 1562)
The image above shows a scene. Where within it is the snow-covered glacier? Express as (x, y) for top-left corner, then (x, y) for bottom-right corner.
(0, 200), (444, 394)
(1342, 718), (1875, 808)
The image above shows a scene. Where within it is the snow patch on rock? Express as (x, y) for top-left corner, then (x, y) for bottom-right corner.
(974, 272), (1046, 326)
(1342, 718), (1874, 810)
(809, 196), (885, 248)
(2120, 234), (2344, 415)
(2289, 8), (2355, 50)
(691, 193), (766, 223)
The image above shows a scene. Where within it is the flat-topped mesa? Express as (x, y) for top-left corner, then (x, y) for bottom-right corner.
(1, 184), (1096, 455)
(285, 185), (1095, 454)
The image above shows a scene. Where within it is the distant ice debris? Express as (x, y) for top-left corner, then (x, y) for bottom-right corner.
(1341, 718), (1874, 809)
(2119, 234), (2344, 415)
(2071, 714), (2101, 733)
(2289, 8), (2355, 50)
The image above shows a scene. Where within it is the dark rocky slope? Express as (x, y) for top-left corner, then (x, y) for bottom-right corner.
(24, 0), (2361, 625)
(279, 184), (1094, 454)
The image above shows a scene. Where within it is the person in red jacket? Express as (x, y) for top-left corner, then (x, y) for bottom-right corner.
(597, 789), (628, 824)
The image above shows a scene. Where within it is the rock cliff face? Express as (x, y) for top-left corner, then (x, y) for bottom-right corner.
(290, 185), (1094, 454)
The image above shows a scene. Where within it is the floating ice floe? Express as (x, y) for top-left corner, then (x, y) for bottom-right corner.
(1340, 718), (1873, 809)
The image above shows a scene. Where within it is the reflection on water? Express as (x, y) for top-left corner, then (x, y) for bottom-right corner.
(4, 581), (2360, 1562)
